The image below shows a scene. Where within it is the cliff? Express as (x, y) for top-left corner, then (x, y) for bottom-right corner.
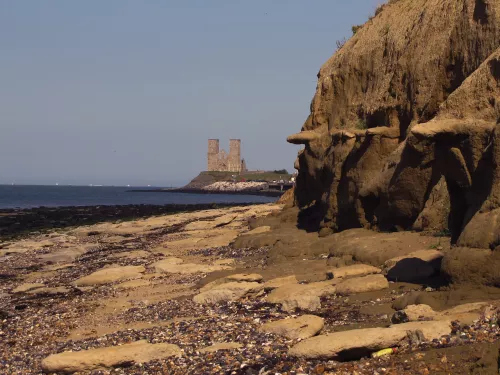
(288, 0), (500, 248)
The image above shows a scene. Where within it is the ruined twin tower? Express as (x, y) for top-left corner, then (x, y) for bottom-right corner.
(207, 139), (247, 173)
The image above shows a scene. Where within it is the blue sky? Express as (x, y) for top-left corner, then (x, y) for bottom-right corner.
(1, 1), (380, 186)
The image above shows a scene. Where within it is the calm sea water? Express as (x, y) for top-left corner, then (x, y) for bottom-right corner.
(0, 185), (276, 209)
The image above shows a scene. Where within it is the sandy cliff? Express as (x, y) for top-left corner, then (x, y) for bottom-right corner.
(289, 0), (500, 250)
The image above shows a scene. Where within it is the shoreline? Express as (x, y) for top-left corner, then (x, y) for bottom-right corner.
(0, 202), (265, 241)
(128, 188), (286, 197)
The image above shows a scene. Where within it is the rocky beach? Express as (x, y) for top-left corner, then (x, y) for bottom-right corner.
(3, 0), (500, 373)
(1, 202), (500, 374)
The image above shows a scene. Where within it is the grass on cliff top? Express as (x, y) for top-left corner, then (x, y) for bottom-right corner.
(240, 172), (292, 181)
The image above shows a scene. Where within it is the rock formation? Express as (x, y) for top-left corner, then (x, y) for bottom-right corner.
(288, 0), (500, 249)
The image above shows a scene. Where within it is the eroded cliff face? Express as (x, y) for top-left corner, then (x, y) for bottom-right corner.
(290, 0), (500, 248)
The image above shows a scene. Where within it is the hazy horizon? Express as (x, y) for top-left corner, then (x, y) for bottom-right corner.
(1, 1), (381, 187)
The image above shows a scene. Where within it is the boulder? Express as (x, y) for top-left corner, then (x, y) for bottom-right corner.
(385, 249), (444, 269)
(385, 250), (443, 283)
(401, 304), (438, 321)
(41, 340), (181, 373)
(259, 315), (324, 339)
(335, 274), (389, 295)
(73, 266), (145, 286)
(289, 320), (452, 360)
(327, 264), (381, 279)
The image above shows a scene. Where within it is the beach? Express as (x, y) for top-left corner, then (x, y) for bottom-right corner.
(1, 204), (500, 374)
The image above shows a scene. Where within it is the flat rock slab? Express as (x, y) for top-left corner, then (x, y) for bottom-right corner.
(335, 274), (389, 295)
(2, 240), (55, 256)
(156, 238), (202, 253)
(115, 279), (151, 290)
(183, 220), (221, 231)
(199, 342), (242, 353)
(200, 274), (263, 293)
(12, 283), (44, 293)
(37, 246), (91, 264)
(183, 214), (237, 231)
(289, 320), (452, 359)
(194, 282), (263, 304)
(111, 250), (150, 259)
(403, 302), (490, 325)
(267, 282), (336, 312)
(41, 340), (181, 373)
(195, 231), (240, 248)
(327, 264), (381, 279)
(246, 226), (271, 235)
(44, 264), (75, 272)
(100, 235), (126, 244)
(156, 257), (184, 265)
(150, 246), (173, 256)
(153, 259), (231, 274)
(262, 275), (298, 290)
(260, 315), (324, 339)
(73, 266), (145, 286)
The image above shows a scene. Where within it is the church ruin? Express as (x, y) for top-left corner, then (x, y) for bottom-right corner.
(207, 139), (247, 173)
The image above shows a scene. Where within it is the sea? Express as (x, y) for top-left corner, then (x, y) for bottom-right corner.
(0, 185), (276, 209)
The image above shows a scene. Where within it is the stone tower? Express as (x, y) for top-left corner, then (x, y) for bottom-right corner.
(207, 138), (242, 172)
(207, 139), (220, 171)
(229, 139), (241, 172)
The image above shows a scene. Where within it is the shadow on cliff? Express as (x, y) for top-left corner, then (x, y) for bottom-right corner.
(296, 203), (327, 232)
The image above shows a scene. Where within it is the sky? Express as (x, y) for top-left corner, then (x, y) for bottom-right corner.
(1, 1), (381, 187)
